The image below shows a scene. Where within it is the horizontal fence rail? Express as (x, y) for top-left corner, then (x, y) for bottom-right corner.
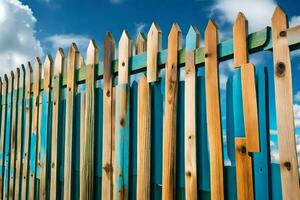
(0, 5), (299, 200)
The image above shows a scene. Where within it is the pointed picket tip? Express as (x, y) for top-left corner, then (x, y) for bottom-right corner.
(34, 57), (42, 67)
(148, 22), (162, 35)
(186, 25), (200, 50)
(138, 74), (147, 86)
(55, 48), (65, 60)
(104, 32), (115, 44)
(9, 70), (14, 79)
(120, 30), (132, 42)
(272, 6), (286, 21)
(169, 22), (182, 36)
(235, 12), (247, 23)
(21, 64), (25, 74)
(87, 39), (99, 65)
(26, 62), (33, 73)
(44, 54), (53, 67)
(54, 48), (65, 75)
(136, 32), (146, 43)
(205, 20), (218, 33)
(4, 74), (8, 82)
(187, 25), (200, 37)
(69, 42), (79, 54)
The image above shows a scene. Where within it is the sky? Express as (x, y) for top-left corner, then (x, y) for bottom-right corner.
(1, 0), (300, 167)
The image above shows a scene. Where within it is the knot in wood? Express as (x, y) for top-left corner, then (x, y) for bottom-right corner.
(276, 62), (285, 77)
(279, 30), (287, 37)
(120, 117), (126, 126)
(283, 161), (291, 171)
(205, 53), (209, 58)
(106, 90), (110, 97)
(103, 163), (112, 174)
(186, 171), (191, 177)
(122, 62), (126, 67)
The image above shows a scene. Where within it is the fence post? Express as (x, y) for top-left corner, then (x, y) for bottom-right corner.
(102, 32), (115, 200)
(272, 6), (300, 199)
(162, 23), (182, 200)
(204, 20), (224, 200)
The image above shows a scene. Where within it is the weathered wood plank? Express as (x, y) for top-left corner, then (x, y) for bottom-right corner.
(49, 48), (65, 200)
(80, 40), (98, 199)
(235, 138), (254, 200)
(233, 12), (248, 67)
(184, 25), (200, 200)
(21, 63), (32, 200)
(64, 43), (79, 200)
(102, 32), (115, 200)
(0, 75), (8, 198)
(114, 30), (132, 200)
(136, 34), (150, 200)
(147, 22), (162, 82)
(136, 75), (151, 200)
(3, 71), (14, 199)
(9, 68), (20, 199)
(204, 20), (224, 200)
(272, 6), (300, 199)
(28, 57), (42, 200)
(14, 65), (25, 200)
(162, 23), (182, 200)
(38, 55), (53, 200)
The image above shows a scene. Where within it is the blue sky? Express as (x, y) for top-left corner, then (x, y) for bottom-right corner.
(1, 0), (300, 166)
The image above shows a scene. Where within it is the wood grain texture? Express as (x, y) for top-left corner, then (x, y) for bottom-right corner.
(241, 63), (260, 152)
(9, 68), (20, 199)
(50, 49), (64, 200)
(136, 34), (150, 200)
(80, 40), (98, 199)
(204, 20), (224, 200)
(38, 55), (53, 200)
(118, 30), (132, 84)
(21, 63), (32, 200)
(64, 43), (79, 200)
(162, 23), (182, 200)
(235, 138), (254, 200)
(233, 12), (249, 68)
(28, 57), (42, 200)
(271, 6), (300, 199)
(0, 75), (7, 198)
(102, 32), (115, 200)
(184, 25), (200, 200)
(3, 71), (14, 199)
(114, 30), (132, 200)
(136, 76), (151, 200)
(14, 65), (25, 200)
(147, 22), (162, 82)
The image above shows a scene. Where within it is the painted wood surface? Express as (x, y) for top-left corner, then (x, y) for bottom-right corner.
(162, 23), (182, 200)
(13, 65), (25, 200)
(8, 68), (19, 199)
(102, 32), (115, 200)
(204, 20), (224, 200)
(114, 30), (132, 200)
(235, 138), (254, 200)
(3, 72), (13, 199)
(20, 63), (32, 200)
(0, 76), (7, 198)
(184, 25), (200, 200)
(271, 6), (300, 199)
(147, 22), (162, 82)
(79, 92), (86, 199)
(50, 48), (65, 200)
(64, 43), (79, 200)
(28, 58), (42, 200)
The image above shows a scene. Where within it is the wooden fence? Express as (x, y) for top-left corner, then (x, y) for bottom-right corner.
(0, 5), (299, 200)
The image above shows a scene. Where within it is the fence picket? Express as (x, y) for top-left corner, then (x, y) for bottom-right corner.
(21, 63), (32, 200)
(9, 68), (20, 198)
(64, 43), (80, 200)
(14, 65), (25, 200)
(79, 91), (86, 199)
(147, 23), (162, 83)
(49, 48), (64, 200)
(102, 32), (115, 200)
(162, 23), (182, 200)
(272, 6), (300, 199)
(114, 30), (132, 200)
(28, 58), (42, 200)
(184, 25), (200, 200)
(0, 75), (7, 198)
(204, 20), (224, 200)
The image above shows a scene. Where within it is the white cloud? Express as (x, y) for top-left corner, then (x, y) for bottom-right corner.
(0, 0), (43, 75)
(210, 0), (277, 32)
(134, 22), (147, 38)
(270, 140), (279, 163)
(270, 129), (278, 135)
(45, 34), (90, 52)
(289, 16), (300, 27)
(294, 91), (300, 102)
(294, 104), (300, 128)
